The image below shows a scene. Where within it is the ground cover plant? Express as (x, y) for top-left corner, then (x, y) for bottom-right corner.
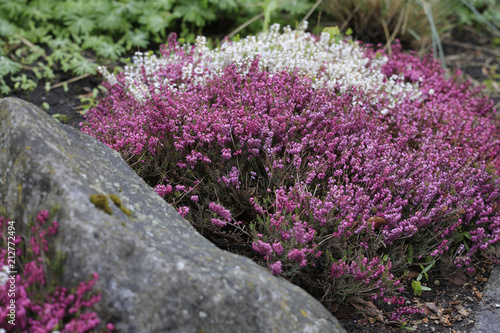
(81, 23), (500, 324)
(81, 24), (500, 323)
(0, 211), (113, 332)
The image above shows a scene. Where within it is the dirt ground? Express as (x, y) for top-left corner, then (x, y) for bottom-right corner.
(7, 26), (500, 333)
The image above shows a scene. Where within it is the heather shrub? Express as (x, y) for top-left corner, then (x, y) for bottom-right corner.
(0, 212), (113, 333)
(82, 25), (500, 315)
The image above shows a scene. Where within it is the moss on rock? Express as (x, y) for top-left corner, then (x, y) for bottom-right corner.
(108, 194), (122, 206)
(108, 194), (132, 217)
(89, 194), (113, 215)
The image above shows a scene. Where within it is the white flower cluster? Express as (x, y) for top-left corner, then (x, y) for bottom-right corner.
(0, 265), (10, 286)
(101, 23), (421, 111)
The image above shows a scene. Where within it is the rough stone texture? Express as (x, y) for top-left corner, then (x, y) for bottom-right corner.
(472, 265), (500, 333)
(0, 97), (345, 333)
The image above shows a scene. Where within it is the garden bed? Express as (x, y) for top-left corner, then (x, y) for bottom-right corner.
(8, 25), (500, 333)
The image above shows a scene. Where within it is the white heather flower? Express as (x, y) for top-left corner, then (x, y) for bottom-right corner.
(0, 265), (10, 286)
(103, 23), (420, 112)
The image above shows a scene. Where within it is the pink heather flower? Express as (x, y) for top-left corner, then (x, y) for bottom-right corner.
(190, 195), (199, 202)
(36, 210), (49, 224)
(107, 323), (115, 331)
(219, 166), (241, 188)
(48, 220), (59, 235)
(0, 210), (103, 332)
(82, 34), (500, 308)
(292, 221), (315, 244)
(270, 261), (282, 275)
(208, 202), (232, 222)
(252, 240), (273, 256)
(221, 148), (232, 159)
(154, 184), (172, 198)
(331, 260), (348, 278)
(175, 184), (186, 192)
(177, 206), (190, 218)
(211, 218), (227, 227)
(249, 197), (265, 214)
(389, 306), (424, 322)
(272, 242), (284, 255)
(288, 248), (307, 267)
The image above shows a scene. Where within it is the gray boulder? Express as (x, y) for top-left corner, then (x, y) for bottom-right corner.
(472, 265), (500, 333)
(0, 98), (345, 333)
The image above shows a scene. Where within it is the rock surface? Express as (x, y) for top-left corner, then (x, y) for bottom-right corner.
(472, 265), (500, 333)
(0, 97), (345, 333)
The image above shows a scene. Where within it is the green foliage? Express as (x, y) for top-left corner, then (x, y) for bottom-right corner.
(454, 0), (500, 33)
(0, 0), (316, 98)
(410, 259), (435, 296)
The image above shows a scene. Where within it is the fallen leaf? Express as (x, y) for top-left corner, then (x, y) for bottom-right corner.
(443, 307), (454, 314)
(329, 303), (339, 313)
(457, 305), (469, 317)
(448, 273), (467, 285)
(426, 302), (440, 314)
(367, 216), (387, 229)
(348, 296), (382, 317)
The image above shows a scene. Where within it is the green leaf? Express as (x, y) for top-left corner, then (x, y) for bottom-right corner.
(150, 0), (174, 10)
(0, 77), (10, 95)
(411, 280), (423, 296)
(0, 17), (16, 36)
(0, 0), (27, 19)
(173, 1), (216, 27)
(122, 29), (150, 50)
(52, 113), (68, 123)
(47, 37), (73, 50)
(454, 232), (465, 244)
(407, 244), (414, 264)
(95, 42), (125, 61)
(64, 14), (95, 36)
(48, 48), (70, 62)
(99, 11), (130, 33)
(23, 0), (52, 22)
(280, 0), (312, 16)
(421, 285), (432, 292)
(263, 0), (278, 31)
(114, 0), (141, 16)
(0, 56), (21, 77)
(139, 10), (173, 32)
(70, 58), (98, 75)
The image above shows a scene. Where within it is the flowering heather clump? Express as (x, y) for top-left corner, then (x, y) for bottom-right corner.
(0, 213), (112, 333)
(82, 25), (500, 314)
(99, 23), (420, 113)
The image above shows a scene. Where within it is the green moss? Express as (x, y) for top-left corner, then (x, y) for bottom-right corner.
(107, 194), (132, 217)
(89, 194), (112, 215)
(120, 206), (132, 217)
(108, 194), (122, 206)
